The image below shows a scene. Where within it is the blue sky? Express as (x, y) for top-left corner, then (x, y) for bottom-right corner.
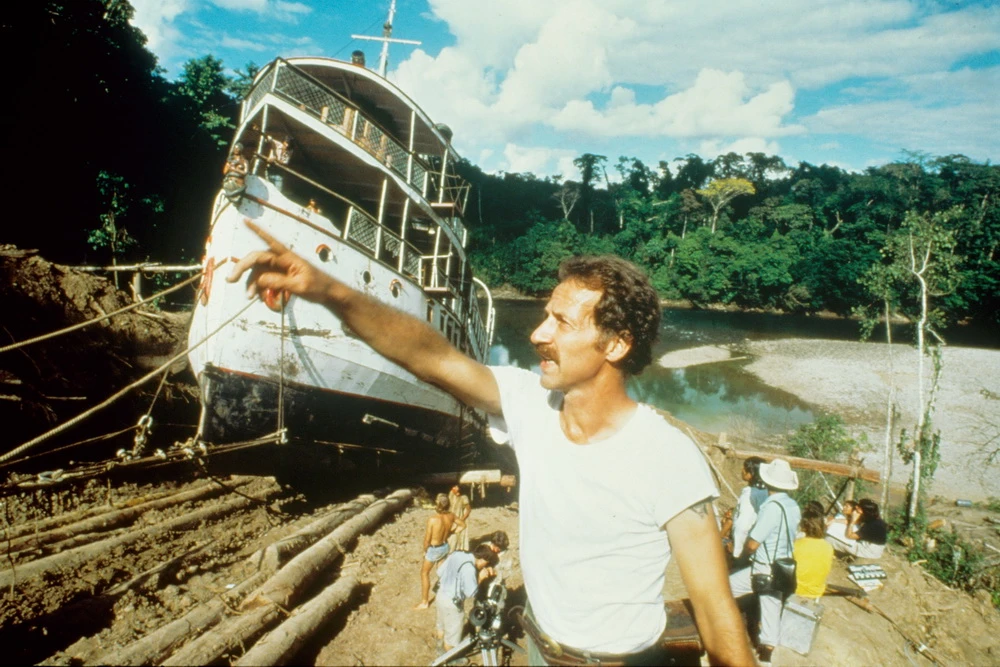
(132, 0), (1000, 178)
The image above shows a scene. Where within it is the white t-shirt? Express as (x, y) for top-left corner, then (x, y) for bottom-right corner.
(489, 366), (719, 654)
(731, 486), (758, 559)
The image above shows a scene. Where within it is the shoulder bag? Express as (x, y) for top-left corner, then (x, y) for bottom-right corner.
(750, 502), (797, 598)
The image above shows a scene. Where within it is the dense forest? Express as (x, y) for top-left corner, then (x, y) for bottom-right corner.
(4, 1), (998, 330)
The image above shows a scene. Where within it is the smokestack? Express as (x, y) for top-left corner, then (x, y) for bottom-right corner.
(351, 50), (366, 67)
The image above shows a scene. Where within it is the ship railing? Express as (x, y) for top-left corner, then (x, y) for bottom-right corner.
(343, 206), (422, 281)
(420, 254), (463, 299)
(246, 60), (463, 214)
(464, 286), (493, 360)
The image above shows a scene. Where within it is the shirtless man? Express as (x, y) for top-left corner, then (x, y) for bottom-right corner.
(417, 493), (455, 610)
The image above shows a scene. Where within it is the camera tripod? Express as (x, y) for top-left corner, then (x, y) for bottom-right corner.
(431, 581), (524, 667)
(430, 624), (523, 666)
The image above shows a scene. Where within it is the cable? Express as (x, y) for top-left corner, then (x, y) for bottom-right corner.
(0, 271), (204, 355)
(0, 298), (258, 464)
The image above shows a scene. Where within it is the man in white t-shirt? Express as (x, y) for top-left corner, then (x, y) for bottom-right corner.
(229, 224), (755, 666)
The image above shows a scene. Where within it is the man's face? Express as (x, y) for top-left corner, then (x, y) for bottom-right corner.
(451, 485), (459, 495)
(529, 279), (616, 392)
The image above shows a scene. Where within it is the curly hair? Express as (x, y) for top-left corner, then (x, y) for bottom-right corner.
(558, 255), (661, 376)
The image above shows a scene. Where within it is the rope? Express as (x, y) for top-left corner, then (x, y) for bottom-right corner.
(0, 425), (138, 468)
(277, 301), (287, 443)
(0, 270), (205, 355)
(0, 298), (258, 464)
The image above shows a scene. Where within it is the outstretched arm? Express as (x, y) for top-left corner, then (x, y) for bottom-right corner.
(666, 500), (755, 667)
(227, 221), (502, 415)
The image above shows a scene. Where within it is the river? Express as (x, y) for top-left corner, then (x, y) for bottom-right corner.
(487, 302), (995, 439)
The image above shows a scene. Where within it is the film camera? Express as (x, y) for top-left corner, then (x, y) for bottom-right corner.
(431, 580), (522, 667)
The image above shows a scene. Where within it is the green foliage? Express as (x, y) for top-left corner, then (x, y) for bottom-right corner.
(2, 0), (998, 328)
(892, 516), (999, 609)
(88, 171), (163, 268)
(786, 415), (866, 506)
(172, 55), (239, 146)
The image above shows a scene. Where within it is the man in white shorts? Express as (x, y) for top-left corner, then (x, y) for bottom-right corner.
(229, 224), (755, 666)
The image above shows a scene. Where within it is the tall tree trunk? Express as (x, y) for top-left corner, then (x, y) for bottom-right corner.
(881, 298), (895, 511)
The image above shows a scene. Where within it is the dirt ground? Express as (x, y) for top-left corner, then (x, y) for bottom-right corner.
(2, 249), (999, 666)
(2, 473), (999, 666)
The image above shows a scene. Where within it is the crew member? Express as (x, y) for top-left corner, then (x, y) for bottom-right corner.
(435, 544), (498, 652)
(447, 484), (471, 552)
(729, 458), (802, 665)
(826, 498), (887, 559)
(222, 143), (248, 196)
(794, 507), (834, 599)
(484, 530), (512, 583)
(416, 493), (455, 610)
(228, 224), (755, 666)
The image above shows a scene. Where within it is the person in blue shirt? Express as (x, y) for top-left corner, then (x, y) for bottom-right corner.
(728, 458), (802, 666)
(435, 544), (498, 651)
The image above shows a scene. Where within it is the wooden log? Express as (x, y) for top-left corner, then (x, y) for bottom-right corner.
(10, 528), (130, 561)
(38, 541), (215, 665)
(421, 469), (503, 486)
(714, 446), (881, 483)
(161, 489), (413, 666)
(92, 571), (269, 666)
(161, 605), (279, 667)
(249, 489), (412, 610)
(246, 494), (377, 574)
(234, 574), (359, 666)
(1, 484), (202, 542)
(0, 482), (278, 590)
(4, 478), (241, 554)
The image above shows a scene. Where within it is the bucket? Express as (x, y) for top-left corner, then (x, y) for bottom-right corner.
(778, 595), (824, 656)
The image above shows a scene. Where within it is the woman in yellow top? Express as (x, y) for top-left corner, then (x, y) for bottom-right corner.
(793, 508), (834, 599)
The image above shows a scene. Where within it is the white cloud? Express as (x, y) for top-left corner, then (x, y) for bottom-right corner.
(220, 36), (269, 52)
(549, 70), (803, 139)
(698, 137), (783, 159)
(501, 144), (577, 175)
(808, 100), (999, 161)
(130, 0), (191, 55)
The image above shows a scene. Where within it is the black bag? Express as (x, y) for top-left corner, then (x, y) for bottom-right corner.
(751, 503), (797, 598)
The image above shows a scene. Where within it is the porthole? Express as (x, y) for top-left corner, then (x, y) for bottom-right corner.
(362, 270), (373, 285)
(316, 244), (332, 262)
(389, 279), (402, 298)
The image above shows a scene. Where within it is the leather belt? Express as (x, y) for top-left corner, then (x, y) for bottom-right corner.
(513, 600), (704, 666)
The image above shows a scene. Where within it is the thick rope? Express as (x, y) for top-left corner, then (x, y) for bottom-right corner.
(0, 298), (258, 464)
(0, 270), (206, 355)
(277, 302), (287, 441)
(0, 425), (139, 468)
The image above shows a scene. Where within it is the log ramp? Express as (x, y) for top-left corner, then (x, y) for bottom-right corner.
(0, 475), (414, 666)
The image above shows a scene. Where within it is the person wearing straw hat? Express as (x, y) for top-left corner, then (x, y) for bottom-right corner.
(729, 458), (801, 665)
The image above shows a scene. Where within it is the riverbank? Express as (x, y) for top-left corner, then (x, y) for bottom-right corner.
(738, 338), (1000, 501)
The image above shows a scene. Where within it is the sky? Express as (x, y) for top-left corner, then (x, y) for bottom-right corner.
(130, 0), (1000, 179)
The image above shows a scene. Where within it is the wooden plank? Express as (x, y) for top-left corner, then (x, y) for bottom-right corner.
(714, 446), (881, 483)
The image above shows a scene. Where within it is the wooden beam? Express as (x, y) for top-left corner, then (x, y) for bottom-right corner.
(714, 445), (881, 484)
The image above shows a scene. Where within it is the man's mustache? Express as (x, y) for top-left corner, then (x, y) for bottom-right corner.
(535, 345), (558, 362)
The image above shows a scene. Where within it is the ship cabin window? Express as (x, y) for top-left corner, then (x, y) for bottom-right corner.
(362, 270), (372, 285)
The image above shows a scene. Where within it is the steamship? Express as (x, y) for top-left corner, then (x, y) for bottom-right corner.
(186, 39), (496, 468)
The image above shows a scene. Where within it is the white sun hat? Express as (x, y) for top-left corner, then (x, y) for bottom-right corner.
(759, 458), (799, 491)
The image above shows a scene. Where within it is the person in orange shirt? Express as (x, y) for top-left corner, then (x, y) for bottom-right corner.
(793, 507), (834, 599)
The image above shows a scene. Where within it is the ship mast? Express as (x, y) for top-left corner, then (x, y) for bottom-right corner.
(351, 0), (421, 77)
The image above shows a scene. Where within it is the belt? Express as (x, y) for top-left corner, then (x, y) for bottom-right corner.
(514, 601), (703, 667)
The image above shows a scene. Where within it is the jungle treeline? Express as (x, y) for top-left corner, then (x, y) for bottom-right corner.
(458, 153), (999, 329)
(4, 1), (998, 330)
